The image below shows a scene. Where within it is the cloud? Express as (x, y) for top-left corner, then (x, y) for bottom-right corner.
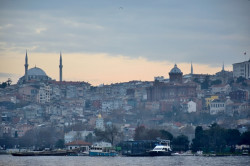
(35, 27), (47, 34)
(0, 0), (249, 69)
(0, 72), (21, 84)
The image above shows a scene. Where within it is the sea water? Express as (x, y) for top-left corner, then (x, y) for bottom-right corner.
(0, 155), (249, 166)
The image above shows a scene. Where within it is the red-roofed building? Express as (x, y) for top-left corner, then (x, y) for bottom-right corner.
(65, 140), (92, 151)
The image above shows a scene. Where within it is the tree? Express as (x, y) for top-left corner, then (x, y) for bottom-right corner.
(201, 76), (209, 89)
(74, 131), (83, 141)
(191, 126), (204, 152)
(105, 124), (120, 146)
(134, 125), (147, 140)
(160, 130), (173, 141)
(0, 78), (12, 88)
(225, 129), (241, 146)
(145, 129), (161, 140)
(95, 124), (120, 146)
(192, 124), (243, 153)
(240, 131), (250, 145)
(85, 133), (94, 143)
(55, 139), (65, 149)
(236, 76), (246, 84)
(211, 79), (222, 85)
(172, 135), (189, 151)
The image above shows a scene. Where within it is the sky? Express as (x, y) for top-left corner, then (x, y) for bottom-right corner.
(0, 0), (249, 86)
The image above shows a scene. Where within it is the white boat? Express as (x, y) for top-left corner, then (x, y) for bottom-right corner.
(148, 140), (172, 156)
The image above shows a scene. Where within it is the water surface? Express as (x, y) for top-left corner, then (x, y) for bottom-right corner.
(0, 155), (249, 166)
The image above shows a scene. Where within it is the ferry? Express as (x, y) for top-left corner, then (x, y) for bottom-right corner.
(148, 140), (172, 156)
(89, 146), (117, 156)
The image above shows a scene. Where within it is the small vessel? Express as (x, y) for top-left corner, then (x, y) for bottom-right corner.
(148, 140), (172, 156)
(172, 150), (193, 156)
(11, 150), (67, 156)
(242, 149), (249, 155)
(89, 146), (117, 156)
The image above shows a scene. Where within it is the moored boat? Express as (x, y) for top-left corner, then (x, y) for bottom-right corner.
(11, 150), (67, 156)
(148, 140), (172, 156)
(89, 146), (117, 156)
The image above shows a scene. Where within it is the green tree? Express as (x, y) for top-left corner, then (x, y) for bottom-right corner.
(55, 139), (65, 149)
(240, 131), (250, 145)
(145, 129), (161, 140)
(225, 129), (241, 146)
(191, 126), (204, 152)
(211, 79), (222, 85)
(201, 76), (209, 89)
(134, 125), (147, 140)
(0, 78), (12, 88)
(172, 135), (189, 151)
(160, 130), (173, 141)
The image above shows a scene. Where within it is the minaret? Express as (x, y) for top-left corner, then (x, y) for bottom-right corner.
(191, 61), (193, 75)
(59, 52), (63, 82)
(24, 50), (29, 82)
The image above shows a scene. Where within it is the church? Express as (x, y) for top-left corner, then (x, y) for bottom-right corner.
(17, 51), (63, 84)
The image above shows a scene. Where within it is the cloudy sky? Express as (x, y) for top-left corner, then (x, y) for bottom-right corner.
(0, 0), (249, 85)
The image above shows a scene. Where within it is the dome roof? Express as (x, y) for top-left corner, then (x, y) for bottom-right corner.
(27, 67), (47, 76)
(169, 64), (182, 74)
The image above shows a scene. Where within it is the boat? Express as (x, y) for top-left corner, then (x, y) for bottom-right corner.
(242, 149), (249, 155)
(147, 140), (172, 156)
(89, 146), (117, 156)
(11, 150), (67, 156)
(171, 150), (194, 156)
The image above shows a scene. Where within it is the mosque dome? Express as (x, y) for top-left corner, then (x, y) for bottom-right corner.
(27, 67), (47, 76)
(169, 64), (182, 74)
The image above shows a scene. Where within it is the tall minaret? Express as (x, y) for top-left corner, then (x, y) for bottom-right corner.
(59, 52), (63, 82)
(24, 50), (29, 82)
(191, 61), (193, 75)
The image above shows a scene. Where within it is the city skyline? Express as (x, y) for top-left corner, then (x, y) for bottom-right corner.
(0, 0), (249, 85)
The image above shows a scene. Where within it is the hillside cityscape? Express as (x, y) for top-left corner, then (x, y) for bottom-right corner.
(0, 51), (250, 153)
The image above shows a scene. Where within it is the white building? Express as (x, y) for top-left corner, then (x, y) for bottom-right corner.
(37, 84), (52, 104)
(210, 98), (233, 115)
(233, 60), (250, 79)
(183, 101), (197, 113)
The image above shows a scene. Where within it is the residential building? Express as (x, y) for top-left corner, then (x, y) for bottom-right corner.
(233, 60), (250, 79)
(182, 100), (197, 113)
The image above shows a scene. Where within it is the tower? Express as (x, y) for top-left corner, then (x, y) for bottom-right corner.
(24, 50), (29, 82)
(191, 62), (193, 75)
(59, 52), (63, 82)
(222, 62), (225, 71)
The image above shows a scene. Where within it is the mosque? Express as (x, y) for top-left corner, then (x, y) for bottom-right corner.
(17, 51), (63, 84)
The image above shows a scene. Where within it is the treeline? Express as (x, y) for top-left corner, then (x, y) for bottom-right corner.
(0, 126), (64, 150)
(134, 124), (250, 152)
(134, 125), (189, 151)
(1, 123), (249, 152)
(191, 123), (250, 153)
